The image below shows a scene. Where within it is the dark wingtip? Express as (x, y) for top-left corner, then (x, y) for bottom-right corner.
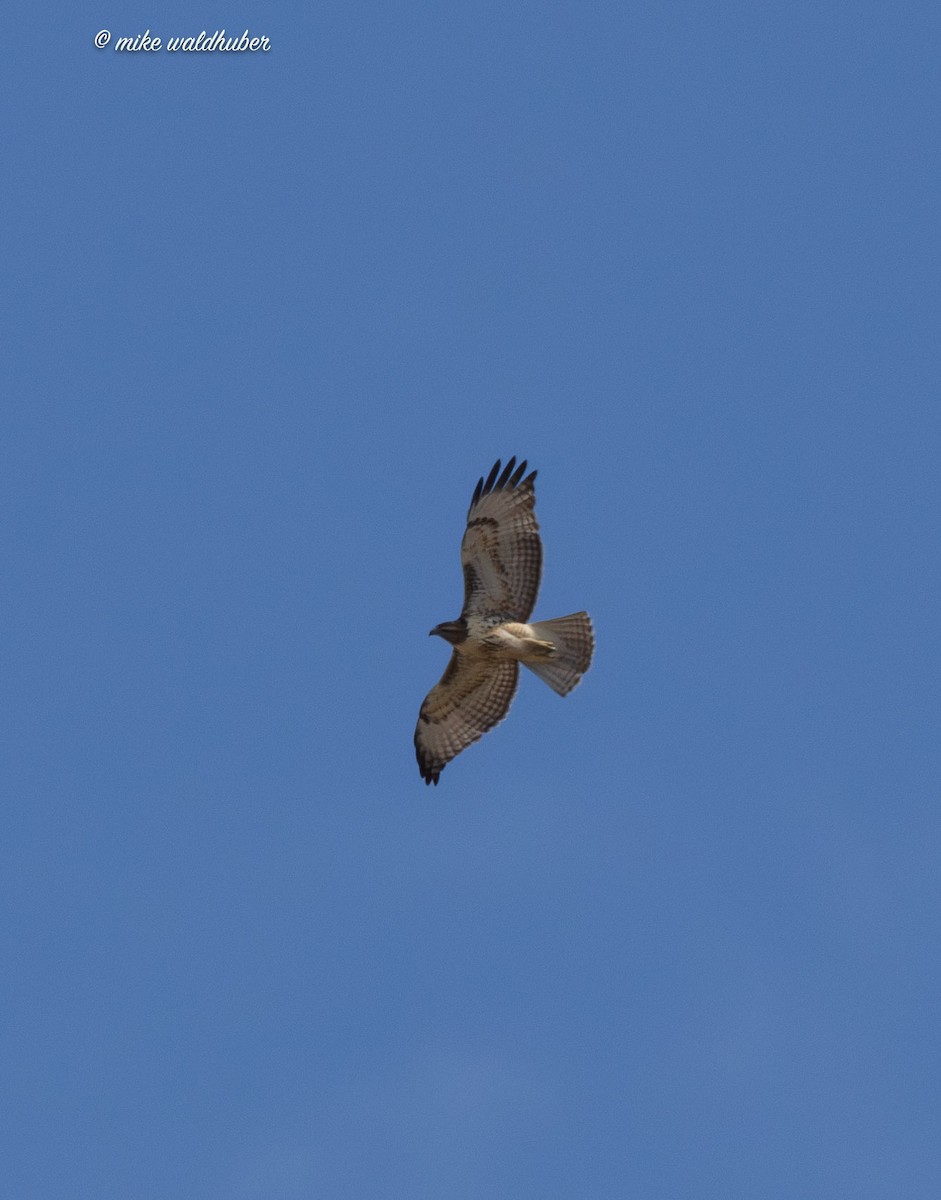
(508, 458), (528, 488)
(474, 457), (534, 496)
(469, 458), (537, 512)
(416, 748), (442, 785)
(496, 456), (517, 490)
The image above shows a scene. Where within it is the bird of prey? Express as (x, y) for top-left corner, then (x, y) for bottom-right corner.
(415, 457), (594, 785)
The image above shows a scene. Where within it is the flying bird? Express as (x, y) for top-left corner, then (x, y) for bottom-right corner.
(415, 457), (594, 785)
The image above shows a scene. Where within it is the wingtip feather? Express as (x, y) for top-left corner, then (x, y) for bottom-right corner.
(471, 457), (537, 508)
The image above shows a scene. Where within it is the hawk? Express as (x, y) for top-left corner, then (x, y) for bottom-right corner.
(415, 457), (594, 785)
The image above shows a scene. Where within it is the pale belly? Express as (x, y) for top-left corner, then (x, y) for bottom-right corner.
(471, 621), (554, 661)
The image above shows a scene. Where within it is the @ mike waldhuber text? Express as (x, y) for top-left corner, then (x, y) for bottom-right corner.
(109, 30), (271, 53)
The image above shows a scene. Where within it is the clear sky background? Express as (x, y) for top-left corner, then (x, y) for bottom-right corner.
(4, 3), (940, 1197)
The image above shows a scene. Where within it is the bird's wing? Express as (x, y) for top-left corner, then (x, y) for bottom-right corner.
(460, 457), (542, 622)
(414, 655), (519, 785)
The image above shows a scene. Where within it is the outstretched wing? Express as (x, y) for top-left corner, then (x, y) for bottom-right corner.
(414, 656), (519, 785)
(461, 457), (542, 622)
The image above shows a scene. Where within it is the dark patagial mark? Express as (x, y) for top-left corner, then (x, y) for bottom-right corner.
(462, 561), (480, 604)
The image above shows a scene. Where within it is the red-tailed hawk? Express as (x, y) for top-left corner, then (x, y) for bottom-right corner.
(415, 457), (594, 785)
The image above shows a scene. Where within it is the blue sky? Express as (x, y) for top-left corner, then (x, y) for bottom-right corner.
(4, 3), (940, 1197)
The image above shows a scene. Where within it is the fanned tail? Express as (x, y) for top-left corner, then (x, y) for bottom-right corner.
(523, 612), (595, 696)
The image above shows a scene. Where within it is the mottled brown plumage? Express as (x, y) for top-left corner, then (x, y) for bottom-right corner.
(415, 458), (594, 785)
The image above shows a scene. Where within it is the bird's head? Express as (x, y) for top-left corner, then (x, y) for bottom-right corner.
(429, 619), (468, 645)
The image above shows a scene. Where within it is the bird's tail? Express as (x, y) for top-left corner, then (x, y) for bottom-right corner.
(523, 612), (595, 696)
